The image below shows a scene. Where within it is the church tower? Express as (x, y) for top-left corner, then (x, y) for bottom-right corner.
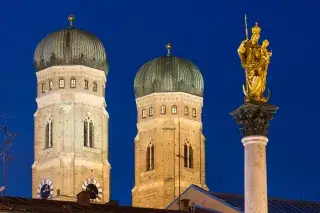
(32, 15), (110, 203)
(132, 44), (208, 209)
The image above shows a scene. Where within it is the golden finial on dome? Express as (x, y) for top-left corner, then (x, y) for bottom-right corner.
(252, 22), (261, 34)
(68, 14), (75, 28)
(166, 43), (172, 56)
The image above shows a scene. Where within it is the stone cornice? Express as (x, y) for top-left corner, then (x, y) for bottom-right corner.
(137, 117), (203, 131)
(36, 65), (106, 82)
(36, 92), (107, 109)
(136, 92), (203, 107)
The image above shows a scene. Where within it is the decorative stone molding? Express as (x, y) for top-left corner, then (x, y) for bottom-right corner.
(36, 92), (106, 109)
(58, 100), (73, 114)
(36, 65), (106, 82)
(136, 92), (203, 107)
(230, 103), (278, 137)
(82, 146), (101, 154)
(242, 135), (268, 147)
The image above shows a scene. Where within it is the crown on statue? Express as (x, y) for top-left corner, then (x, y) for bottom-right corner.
(252, 22), (261, 34)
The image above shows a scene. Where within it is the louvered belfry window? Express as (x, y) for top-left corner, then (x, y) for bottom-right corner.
(184, 106), (189, 116)
(171, 105), (177, 114)
(161, 105), (166, 114)
(70, 78), (76, 88)
(59, 79), (65, 88)
(149, 107), (154, 116)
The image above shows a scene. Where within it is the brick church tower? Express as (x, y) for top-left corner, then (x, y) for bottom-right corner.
(132, 44), (208, 209)
(32, 15), (110, 203)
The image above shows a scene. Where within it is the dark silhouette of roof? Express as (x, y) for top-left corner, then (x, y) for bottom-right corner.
(0, 196), (180, 213)
(181, 184), (320, 213)
(210, 192), (320, 213)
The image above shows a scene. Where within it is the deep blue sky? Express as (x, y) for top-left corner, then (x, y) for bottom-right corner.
(0, 0), (319, 206)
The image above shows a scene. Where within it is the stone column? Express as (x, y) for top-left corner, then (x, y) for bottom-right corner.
(231, 103), (278, 213)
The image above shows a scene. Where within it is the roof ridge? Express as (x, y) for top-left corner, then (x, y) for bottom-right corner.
(190, 184), (320, 204)
(209, 191), (320, 204)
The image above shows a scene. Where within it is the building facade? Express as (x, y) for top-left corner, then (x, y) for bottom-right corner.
(31, 17), (111, 203)
(132, 45), (208, 209)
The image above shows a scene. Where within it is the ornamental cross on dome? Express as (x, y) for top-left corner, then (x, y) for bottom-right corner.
(68, 14), (75, 28)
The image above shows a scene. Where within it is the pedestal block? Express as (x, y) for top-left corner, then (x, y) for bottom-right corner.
(231, 103), (278, 213)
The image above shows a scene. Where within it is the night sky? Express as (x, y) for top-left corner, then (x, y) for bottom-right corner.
(0, 0), (319, 206)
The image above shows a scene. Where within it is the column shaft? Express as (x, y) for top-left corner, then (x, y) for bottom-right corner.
(242, 135), (268, 213)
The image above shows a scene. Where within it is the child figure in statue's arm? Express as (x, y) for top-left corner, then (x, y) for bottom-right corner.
(261, 39), (272, 63)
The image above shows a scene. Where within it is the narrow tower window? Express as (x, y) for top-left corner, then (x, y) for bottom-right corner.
(184, 140), (193, 168)
(89, 121), (94, 147)
(49, 81), (53, 90)
(184, 106), (189, 116)
(149, 107), (154, 116)
(146, 141), (155, 171)
(45, 118), (53, 149)
(93, 82), (97, 92)
(70, 78), (76, 88)
(50, 119), (53, 148)
(84, 114), (94, 148)
(192, 108), (197, 118)
(84, 120), (88, 146)
(160, 105), (166, 114)
(45, 123), (49, 147)
(84, 80), (89, 89)
(59, 79), (65, 89)
(142, 109), (146, 118)
(171, 105), (177, 114)
(189, 146), (193, 168)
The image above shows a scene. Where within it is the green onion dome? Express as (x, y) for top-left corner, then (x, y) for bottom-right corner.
(34, 15), (108, 73)
(134, 43), (204, 98)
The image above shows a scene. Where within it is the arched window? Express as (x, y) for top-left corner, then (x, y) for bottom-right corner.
(171, 105), (177, 114)
(192, 108), (197, 118)
(70, 78), (76, 88)
(84, 114), (94, 148)
(161, 105), (166, 114)
(146, 141), (155, 171)
(149, 107), (154, 116)
(45, 117), (53, 149)
(93, 82), (97, 92)
(184, 140), (193, 168)
(59, 79), (65, 89)
(184, 106), (189, 116)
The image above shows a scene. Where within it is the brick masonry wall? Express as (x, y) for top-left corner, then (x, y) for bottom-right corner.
(132, 93), (208, 209)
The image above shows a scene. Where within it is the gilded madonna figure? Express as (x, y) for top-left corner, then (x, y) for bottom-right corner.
(238, 22), (272, 104)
